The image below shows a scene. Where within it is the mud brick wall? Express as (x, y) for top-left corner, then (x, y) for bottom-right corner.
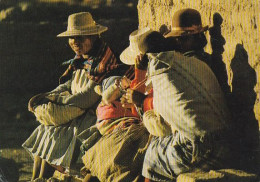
(137, 0), (260, 129)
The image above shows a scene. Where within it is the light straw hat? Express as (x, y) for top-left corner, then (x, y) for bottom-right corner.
(57, 12), (108, 37)
(164, 8), (208, 38)
(120, 27), (153, 65)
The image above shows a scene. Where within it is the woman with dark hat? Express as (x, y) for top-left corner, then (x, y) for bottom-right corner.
(164, 8), (230, 95)
(164, 8), (211, 67)
(22, 12), (126, 180)
(136, 9), (236, 181)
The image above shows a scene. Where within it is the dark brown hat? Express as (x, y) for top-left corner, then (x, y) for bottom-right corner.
(165, 8), (208, 38)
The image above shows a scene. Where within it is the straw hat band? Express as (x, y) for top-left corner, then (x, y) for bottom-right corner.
(67, 21), (96, 30)
(164, 8), (208, 38)
(129, 38), (147, 53)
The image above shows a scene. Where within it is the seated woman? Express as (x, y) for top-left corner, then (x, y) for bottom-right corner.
(80, 28), (170, 182)
(79, 75), (150, 182)
(126, 9), (236, 182)
(22, 12), (128, 181)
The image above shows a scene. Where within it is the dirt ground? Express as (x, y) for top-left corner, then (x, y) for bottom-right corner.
(0, 1), (138, 181)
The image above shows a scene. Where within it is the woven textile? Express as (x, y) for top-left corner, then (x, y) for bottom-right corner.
(82, 123), (149, 182)
(142, 132), (232, 181)
(96, 116), (140, 135)
(60, 39), (132, 84)
(143, 109), (172, 137)
(147, 51), (231, 141)
(141, 51), (234, 181)
(34, 102), (84, 126)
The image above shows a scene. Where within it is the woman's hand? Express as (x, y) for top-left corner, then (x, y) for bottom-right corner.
(135, 54), (148, 70)
(121, 88), (146, 107)
(28, 93), (49, 112)
(120, 94), (134, 108)
(135, 54), (144, 68)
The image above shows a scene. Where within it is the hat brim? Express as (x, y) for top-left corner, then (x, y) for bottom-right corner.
(120, 46), (142, 65)
(57, 24), (108, 37)
(164, 25), (208, 38)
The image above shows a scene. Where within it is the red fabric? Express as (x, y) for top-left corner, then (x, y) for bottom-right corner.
(97, 101), (138, 121)
(130, 69), (147, 92)
(96, 68), (154, 121)
(143, 89), (153, 112)
(130, 68), (153, 114)
(96, 117), (140, 135)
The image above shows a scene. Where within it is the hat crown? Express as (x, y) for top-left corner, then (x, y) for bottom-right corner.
(129, 27), (153, 53)
(120, 27), (168, 65)
(172, 8), (202, 29)
(165, 8), (208, 37)
(57, 12), (107, 37)
(67, 12), (95, 31)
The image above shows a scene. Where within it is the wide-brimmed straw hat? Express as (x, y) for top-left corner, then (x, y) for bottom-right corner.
(120, 27), (170, 65)
(165, 8), (208, 38)
(57, 12), (108, 37)
(120, 27), (153, 65)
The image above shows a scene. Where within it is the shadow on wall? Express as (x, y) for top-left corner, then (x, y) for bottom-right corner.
(230, 44), (259, 145)
(207, 12), (259, 155)
(209, 13), (231, 97)
(230, 43), (259, 173)
(210, 12), (259, 173)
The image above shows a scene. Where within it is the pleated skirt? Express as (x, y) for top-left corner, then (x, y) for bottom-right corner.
(22, 110), (97, 170)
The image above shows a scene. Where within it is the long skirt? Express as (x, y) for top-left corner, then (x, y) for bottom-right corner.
(142, 131), (234, 182)
(82, 123), (150, 182)
(22, 110), (96, 170)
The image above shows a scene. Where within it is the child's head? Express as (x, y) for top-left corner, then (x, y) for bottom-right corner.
(95, 76), (131, 105)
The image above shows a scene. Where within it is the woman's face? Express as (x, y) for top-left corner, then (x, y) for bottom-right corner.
(69, 36), (93, 56)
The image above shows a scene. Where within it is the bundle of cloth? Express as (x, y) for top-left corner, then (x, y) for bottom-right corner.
(147, 50), (231, 141)
(33, 91), (85, 126)
(141, 51), (235, 181)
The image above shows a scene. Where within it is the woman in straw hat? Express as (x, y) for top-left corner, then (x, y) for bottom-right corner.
(79, 27), (174, 182)
(22, 12), (128, 180)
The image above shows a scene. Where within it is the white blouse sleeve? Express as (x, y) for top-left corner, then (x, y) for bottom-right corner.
(49, 80), (72, 94)
(54, 79), (100, 109)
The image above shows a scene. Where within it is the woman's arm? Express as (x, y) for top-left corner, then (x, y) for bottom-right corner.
(49, 80), (72, 94)
(28, 81), (72, 112)
(143, 110), (172, 137)
(54, 79), (100, 109)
